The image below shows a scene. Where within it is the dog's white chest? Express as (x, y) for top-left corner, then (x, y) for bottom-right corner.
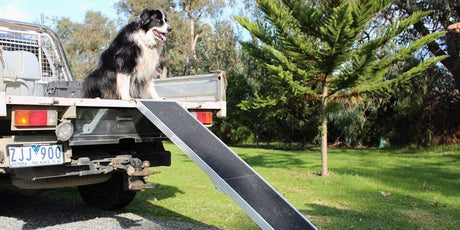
(135, 47), (161, 77)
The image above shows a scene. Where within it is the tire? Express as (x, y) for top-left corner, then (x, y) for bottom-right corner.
(77, 173), (136, 210)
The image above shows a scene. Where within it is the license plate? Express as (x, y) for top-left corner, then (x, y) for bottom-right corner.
(8, 144), (64, 168)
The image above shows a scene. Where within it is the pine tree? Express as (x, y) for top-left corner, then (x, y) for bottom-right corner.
(235, 0), (448, 176)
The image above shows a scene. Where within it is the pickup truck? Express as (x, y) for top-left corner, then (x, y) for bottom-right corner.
(0, 19), (226, 210)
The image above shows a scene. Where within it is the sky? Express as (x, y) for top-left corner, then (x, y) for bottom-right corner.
(0, 0), (251, 40)
(0, 0), (120, 25)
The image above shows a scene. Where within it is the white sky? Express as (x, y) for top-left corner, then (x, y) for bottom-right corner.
(0, 0), (119, 25)
(0, 0), (250, 40)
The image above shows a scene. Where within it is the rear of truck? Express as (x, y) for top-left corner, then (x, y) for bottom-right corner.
(0, 19), (226, 210)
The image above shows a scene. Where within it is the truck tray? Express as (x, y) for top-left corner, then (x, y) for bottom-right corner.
(46, 81), (82, 98)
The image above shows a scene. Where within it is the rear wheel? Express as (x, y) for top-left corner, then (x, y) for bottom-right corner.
(77, 173), (136, 210)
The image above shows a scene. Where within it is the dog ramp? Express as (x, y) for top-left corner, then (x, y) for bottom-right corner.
(137, 100), (316, 230)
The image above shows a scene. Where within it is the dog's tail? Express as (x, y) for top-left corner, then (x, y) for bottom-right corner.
(81, 74), (101, 98)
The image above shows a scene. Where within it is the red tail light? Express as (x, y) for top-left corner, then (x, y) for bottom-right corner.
(14, 110), (57, 127)
(196, 112), (213, 125)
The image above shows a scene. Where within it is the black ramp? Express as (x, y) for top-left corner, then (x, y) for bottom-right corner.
(137, 100), (316, 230)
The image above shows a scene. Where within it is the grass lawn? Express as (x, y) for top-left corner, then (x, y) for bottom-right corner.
(38, 142), (459, 229)
(123, 142), (460, 229)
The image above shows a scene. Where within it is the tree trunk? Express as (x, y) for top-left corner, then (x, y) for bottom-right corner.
(157, 56), (168, 78)
(159, 66), (168, 78)
(320, 80), (329, 176)
(184, 3), (194, 76)
(187, 16), (195, 75)
(255, 126), (260, 148)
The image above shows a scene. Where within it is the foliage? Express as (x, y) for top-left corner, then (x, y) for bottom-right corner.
(195, 21), (239, 73)
(235, 0), (448, 175)
(55, 12), (116, 80)
(390, 0), (460, 91)
(328, 101), (368, 147)
(372, 67), (460, 146)
(179, 0), (229, 75)
(372, 0), (460, 145)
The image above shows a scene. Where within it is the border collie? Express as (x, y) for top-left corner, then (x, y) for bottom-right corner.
(81, 9), (171, 100)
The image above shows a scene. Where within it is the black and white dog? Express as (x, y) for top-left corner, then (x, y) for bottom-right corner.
(82, 9), (171, 100)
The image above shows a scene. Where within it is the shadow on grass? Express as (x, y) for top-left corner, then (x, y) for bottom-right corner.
(233, 146), (318, 170)
(0, 184), (220, 230)
(333, 156), (459, 197)
(302, 203), (417, 229)
(232, 143), (318, 151)
(307, 148), (460, 229)
(302, 187), (460, 230)
(238, 152), (312, 169)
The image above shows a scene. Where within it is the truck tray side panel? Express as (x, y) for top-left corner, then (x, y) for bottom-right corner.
(136, 100), (316, 230)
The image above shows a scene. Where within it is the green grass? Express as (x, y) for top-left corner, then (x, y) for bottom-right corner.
(42, 143), (460, 229)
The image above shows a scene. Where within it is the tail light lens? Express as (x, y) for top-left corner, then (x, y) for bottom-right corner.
(14, 110), (58, 127)
(196, 112), (213, 125)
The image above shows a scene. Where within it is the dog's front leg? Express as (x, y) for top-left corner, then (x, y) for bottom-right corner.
(117, 73), (132, 100)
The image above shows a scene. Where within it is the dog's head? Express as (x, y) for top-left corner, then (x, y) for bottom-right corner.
(137, 9), (172, 47)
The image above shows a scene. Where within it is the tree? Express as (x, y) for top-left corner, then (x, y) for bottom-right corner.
(180, 0), (227, 75)
(235, 0), (447, 176)
(195, 21), (239, 73)
(55, 12), (116, 80)
(389, 0), (460, 91)
(374, 1), (460, 145)
(237, 53), (320, 148)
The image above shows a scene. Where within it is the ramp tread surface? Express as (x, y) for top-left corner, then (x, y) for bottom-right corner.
(137, 101), (316, 230)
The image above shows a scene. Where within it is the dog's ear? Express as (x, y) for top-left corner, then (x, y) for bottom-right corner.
(139, 9), (151, 25)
